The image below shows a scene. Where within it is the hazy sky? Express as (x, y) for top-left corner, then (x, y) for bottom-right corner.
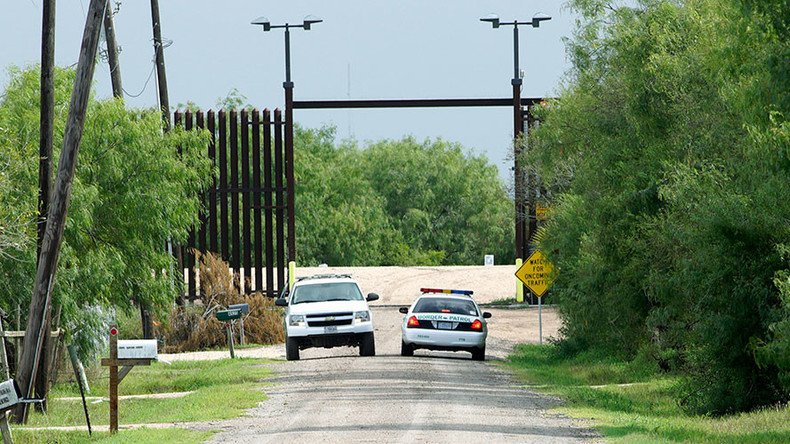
(1, 1), (575, 180)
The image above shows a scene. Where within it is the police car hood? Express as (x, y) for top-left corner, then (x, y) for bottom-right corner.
(289, 299), (369, 315)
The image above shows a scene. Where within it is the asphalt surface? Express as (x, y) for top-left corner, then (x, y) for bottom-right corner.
(202, 307), (595, 443)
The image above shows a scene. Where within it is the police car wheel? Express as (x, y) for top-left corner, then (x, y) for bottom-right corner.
(472, 346), (485, 361)
(286, 337), (300, 361)
(400, 340), (414, 357)
(359, 332), (376, 356)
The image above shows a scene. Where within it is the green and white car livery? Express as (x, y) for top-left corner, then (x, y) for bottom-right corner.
(399, 288), (492, 361)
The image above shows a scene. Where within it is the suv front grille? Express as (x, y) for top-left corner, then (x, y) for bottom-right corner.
(308, 319), (353, 327)
(306, 312), (353, 327)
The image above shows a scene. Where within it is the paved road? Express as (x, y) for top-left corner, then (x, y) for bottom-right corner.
(203, 307), (595, 443)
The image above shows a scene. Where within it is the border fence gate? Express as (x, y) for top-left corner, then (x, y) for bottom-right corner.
(175, 108), (290, 300)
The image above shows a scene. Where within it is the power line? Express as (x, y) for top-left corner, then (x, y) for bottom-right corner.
(122, 63), (156, 98)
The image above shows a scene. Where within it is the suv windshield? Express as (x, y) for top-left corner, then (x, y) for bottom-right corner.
(291, 282), (363, 304)
(413, 297), (479, 316)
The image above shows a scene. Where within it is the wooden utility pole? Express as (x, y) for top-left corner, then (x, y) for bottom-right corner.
(149, 0), (179, 333)
(13, 0), (105, 424)
(103, 2), (123, 99)
(33, 0), (56, 415)
(150, 0), (170, 128)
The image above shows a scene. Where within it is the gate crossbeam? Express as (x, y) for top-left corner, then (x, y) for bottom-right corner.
(293, 98), (542, 109)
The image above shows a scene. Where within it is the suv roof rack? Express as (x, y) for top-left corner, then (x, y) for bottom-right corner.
(296, 273), (354, 282)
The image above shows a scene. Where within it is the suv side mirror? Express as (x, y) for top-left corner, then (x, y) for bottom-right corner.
(398, 306), (409, 314)
(275, 298), (288, 307)
(366, 293), (379, 302)
(483, 312), (492, 319)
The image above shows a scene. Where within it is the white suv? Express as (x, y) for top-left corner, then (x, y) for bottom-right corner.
(275, 274), (378, 360)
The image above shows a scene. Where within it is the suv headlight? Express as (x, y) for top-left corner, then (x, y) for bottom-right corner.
(354, 311), (371, 323)
(289, 314), (305, 326)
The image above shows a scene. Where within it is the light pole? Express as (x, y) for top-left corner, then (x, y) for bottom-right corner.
(481, 12), (551, 304)
(251, 15), (322, 266)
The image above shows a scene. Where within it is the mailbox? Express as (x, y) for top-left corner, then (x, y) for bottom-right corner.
(0, 378), (21, 412)
(228, 303), (250, 315)
(216, 308), (242, 322)
(117, 339), (158, 360)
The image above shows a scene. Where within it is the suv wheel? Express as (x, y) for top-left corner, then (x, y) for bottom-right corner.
(400, 340), (414, 357)
(471, 346), (485, 361)
(359, 332), (376, 356)
(286, 337), (300, 361)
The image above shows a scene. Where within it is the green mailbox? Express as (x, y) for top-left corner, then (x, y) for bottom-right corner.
(216, 308), (242, 322)
(228, 303), (250, 314)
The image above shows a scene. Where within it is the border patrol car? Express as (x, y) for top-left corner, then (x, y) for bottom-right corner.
(399, 288), (492, 361)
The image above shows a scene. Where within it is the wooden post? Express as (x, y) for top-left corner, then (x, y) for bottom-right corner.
(150, 0), (170, 129)
(226, 323), (235, 359)
(14, 0), (105, 424)
(100, 329), (152, 434)
(103, 1), (123, 99)
(0, 317), (14, 444)
(109, 327), (118, 433)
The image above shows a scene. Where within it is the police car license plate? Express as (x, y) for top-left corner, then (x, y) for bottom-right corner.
(324, 325), (337, 333)
(437, 322), (452, 330)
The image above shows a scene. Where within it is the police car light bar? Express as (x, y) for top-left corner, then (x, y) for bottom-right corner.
(420, 288), (474, 296)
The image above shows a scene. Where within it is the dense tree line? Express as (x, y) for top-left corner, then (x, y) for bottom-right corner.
(530, 0), (789, 414)
(294, 129), (514, 266)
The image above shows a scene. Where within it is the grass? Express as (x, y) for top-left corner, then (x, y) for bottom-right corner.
(507, 344), (790, 443)
(19, 358), (272, 429)
(13, 428), (214, 444)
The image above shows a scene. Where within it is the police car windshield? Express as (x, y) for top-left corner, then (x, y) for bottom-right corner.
(291, 283), (363, 304)
(413, 297), (478, 316)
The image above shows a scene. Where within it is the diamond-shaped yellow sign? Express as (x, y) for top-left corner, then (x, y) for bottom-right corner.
(515, 250), (556, 297)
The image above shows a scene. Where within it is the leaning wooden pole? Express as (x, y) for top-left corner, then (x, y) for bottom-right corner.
(103, 2), (123, 99)
(13, 0), (105, 424)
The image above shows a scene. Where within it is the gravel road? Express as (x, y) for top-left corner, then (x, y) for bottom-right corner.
(197, 307), (595, 443)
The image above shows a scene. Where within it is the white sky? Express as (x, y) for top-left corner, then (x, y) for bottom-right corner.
(1, 1), (575, 180)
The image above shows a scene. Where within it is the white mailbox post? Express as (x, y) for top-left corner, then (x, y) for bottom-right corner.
(117, 340), (158, 360)
(101, 327), (156, 433)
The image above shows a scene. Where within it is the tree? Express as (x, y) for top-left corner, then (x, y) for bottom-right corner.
(528, 0), (790, 413)
(0, 66), (212, 360)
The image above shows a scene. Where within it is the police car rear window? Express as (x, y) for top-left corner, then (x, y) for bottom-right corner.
(413, 298), (478, 316)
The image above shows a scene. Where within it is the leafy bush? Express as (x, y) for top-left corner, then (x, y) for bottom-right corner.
(531, 0), (790, 414)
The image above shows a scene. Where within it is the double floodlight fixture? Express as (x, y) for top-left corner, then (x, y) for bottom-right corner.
(479, 12), (552, 28)
(250, 15), (323, 31)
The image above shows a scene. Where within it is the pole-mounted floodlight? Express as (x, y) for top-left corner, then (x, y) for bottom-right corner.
(251, 15), (323, 86)
(303, 15), (323, 30)
(480, 13), (500, 28)
(530, 12), (552, 28)
(479, 12), (552, 83)
(250, 16), (271, 31)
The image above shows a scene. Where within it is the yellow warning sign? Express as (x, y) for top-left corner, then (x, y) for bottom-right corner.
(515, 250), (556, 297)
(536, 203), (549, 221)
